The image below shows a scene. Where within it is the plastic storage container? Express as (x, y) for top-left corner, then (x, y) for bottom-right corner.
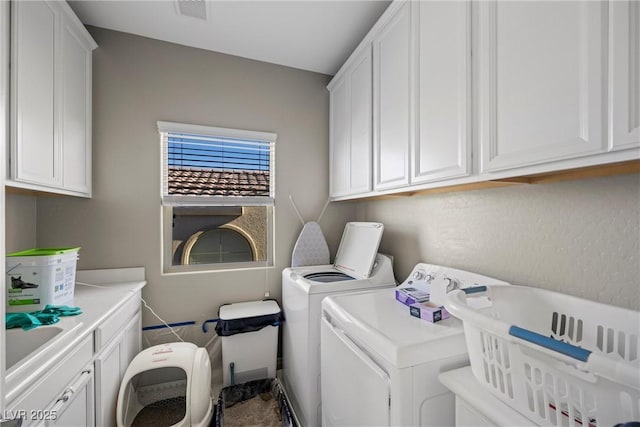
(215, 300), (281, 387)
(445, 285), (640, 427)
(6, 247), (80, 313)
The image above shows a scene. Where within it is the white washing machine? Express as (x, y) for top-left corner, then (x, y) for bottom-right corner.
(320, 263), (511, 426)
(282, 222), (396, 427)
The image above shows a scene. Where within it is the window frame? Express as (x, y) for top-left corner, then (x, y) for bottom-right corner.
(158, 121), (276, 274)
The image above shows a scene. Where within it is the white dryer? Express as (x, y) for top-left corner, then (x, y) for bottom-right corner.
(438, 366), (534, 427)
(282, 222), (396, 427)
(320, 264), (511, 426)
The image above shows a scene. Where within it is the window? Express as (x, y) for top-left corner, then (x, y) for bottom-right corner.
(185, 228), (254, 264)
(159, 121), (276, 273)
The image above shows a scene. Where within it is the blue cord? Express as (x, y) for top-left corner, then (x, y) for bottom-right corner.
(141, 320), (196, 331)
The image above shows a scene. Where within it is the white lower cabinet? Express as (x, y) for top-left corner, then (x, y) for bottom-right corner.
(95, 311), (141, 427)
(7, 336), (94, 427)
(7, 296), (141, 427)
(47, 367), (95, 427)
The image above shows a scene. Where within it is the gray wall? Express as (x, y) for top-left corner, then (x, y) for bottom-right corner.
(34, 27), (357, 326)
(5, 193), (36, 253)
(356, 173), (640, 310)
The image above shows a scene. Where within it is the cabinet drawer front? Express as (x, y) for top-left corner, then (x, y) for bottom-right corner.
(8, 336), (93, 424)
(95, 292), (140, 352)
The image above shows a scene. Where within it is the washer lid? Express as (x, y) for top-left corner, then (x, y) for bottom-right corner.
(334, 222), (384, 280)
(219, 299), (280, 320)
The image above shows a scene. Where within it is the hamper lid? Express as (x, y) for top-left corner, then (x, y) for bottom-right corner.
(219, 300), (280, 320)
(216, 300), (281, 337)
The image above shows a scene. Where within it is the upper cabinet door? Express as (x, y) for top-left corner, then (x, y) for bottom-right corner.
(61, 17), (93, 194)
(10, 0), (96, 197)
(348, 48), (373, 195)
(412, 0), (471, 184)
(329, 76), (350, 198)
(609, 0), (640, 151)
(373, 1), (412, 190)
(329, 47), (373, 199)
(479, 1), (608, 172)
(11, 0), (61, 187)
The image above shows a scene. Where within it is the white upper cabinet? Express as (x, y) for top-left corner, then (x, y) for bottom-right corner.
(412, 0), (471, 184)
(373, 1), (412, 190)
(329, 0), (639, 201)
(349, 49), (373, 194)
(329, 47), (373, 198)
(11, 1), (59, 187)
(609, 0), (640, 151)
(10, 0), (96, 197)
(329, 77), (350, 198)
(61, 16), (94, 194)
(478, 1), (608, 172)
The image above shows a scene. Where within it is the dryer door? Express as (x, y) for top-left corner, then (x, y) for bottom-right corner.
(321, 316), (390, 426)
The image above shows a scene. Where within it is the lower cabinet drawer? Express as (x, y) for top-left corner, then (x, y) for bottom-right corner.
(94, 291), (140, 352)
(8, 335), (93, 426)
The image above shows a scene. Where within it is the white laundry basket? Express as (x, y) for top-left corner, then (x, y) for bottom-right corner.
(116, 342), (213, 427)
(445, 285), (640, 427)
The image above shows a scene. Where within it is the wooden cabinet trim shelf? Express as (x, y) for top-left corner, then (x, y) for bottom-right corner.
(342, 159), (640, 202)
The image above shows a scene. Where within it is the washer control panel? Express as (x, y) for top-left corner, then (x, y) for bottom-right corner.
(399, 263), (511, 305)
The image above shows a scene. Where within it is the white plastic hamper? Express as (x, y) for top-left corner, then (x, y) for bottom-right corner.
(215, 300), (281, 387)
(445, 285), (640, 427)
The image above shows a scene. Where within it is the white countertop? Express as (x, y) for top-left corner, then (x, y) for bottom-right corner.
(5, 268), (146, 404)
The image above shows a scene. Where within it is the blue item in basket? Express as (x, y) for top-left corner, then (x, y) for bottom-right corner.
(509, 325), (591, 362)
(6, 304), (82, 330)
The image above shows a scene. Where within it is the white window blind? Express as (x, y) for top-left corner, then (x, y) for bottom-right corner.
(159, 121), (276, 206)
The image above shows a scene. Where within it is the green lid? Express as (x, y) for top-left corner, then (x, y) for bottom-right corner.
(7, 247), (81, 257)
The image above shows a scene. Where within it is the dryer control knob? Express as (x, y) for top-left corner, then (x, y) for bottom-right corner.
(412, 271), (424, 281)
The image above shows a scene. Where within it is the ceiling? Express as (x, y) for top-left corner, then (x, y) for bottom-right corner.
(68, 0), (391, 76)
